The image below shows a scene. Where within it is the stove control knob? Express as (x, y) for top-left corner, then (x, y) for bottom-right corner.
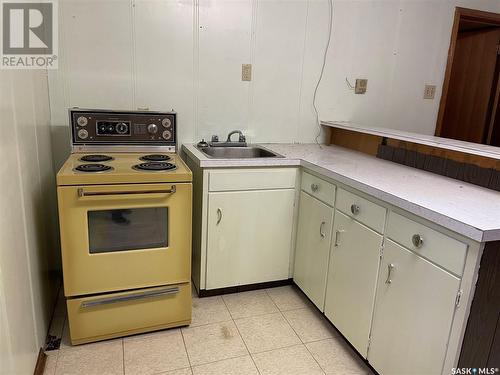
(77, 129), (89, 139)
(77, 116), (88, 126)
(147, 123), (158, 134)
(162, 130), (172, 140)
(162, 118), (172, 128)
(116, 122), (128, 134)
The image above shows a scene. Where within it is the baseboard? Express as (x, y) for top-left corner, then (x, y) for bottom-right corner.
(33, 348), (46, 375)
(198, 278), (293, 297)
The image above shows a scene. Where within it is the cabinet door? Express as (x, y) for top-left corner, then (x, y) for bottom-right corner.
(324, 210), (382, 357)
(293, 191), (334, 309)
(206, 189), (295, 290)
(369, 240), (460, 375)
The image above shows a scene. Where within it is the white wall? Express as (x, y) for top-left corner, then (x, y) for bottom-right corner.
(48, 0), (500, 169)
(0, 70), (59, 374)
(48, 0), (331, 168)
(318, 0), (500, 135)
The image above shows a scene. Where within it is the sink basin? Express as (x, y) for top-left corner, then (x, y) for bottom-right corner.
(199, 146), (283, 159)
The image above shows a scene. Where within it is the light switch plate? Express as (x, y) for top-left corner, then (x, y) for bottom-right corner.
(424, 85), (436, 99)
(355, 79), (368, 94)
(242, 64), (252, 81)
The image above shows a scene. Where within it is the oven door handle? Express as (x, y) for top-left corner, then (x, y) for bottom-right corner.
(78, 185), (176, 197)
(80, 286), (180, 308)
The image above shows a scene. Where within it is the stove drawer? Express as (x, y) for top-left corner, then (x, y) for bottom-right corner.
(66, 283), (191, 345)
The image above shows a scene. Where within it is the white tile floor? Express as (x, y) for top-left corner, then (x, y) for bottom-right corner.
(44, 285), (373, 375)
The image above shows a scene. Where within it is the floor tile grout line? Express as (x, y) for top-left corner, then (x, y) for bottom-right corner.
(189, 352), (254, 372)
(221, 294), (261, 374)
(121, 339), (125, 375)
(180, 328), (193, 368)
(303, 340), (328, 375)
(279, 309), (327, 374)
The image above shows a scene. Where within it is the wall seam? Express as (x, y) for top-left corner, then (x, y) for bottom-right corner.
(247, 0), (258, 138)
(130, 0), (137, 110)
(296, 0), (310, 143)
(193, 0), (200, 141)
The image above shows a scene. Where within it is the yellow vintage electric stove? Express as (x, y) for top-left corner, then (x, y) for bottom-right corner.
(56, 109), (192, 345)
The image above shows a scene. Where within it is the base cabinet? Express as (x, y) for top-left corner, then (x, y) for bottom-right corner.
(293, 191), (334, 309)
(368, 240), (461, 375)
(324, 210), (382, 357)
(206, 189), (295, 289)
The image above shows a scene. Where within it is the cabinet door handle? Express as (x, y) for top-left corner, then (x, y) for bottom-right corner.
(320, 221), (326, 238)
(334, 229), (344, 247)
(216, 208), (222, 225)
(412, 234), (424, 248)
(350, 204), (360, 215)
(385, 263), (395, 284)
(311, 183), (319, 192)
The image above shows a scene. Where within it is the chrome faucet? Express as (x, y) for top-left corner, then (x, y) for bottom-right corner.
(226, 130), (246, 143)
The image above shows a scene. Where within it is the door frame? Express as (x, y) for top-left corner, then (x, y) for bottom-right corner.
(435, 7), (500, 137)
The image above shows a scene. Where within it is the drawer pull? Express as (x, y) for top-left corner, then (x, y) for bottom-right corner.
(334, 229), (345, 247)
(216, 208), (223, 225)
(385, 263), (395, 284)
(80, 286), (180, 308)
(311, 183), (319, 192)
(350, 204), (360, 215)
(320, 221), (326, 238)
(411, 234), (424, 248)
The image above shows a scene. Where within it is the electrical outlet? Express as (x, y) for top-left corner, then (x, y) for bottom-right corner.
(242, 64), (252, 81)
(424, 85), (436, 99)
(355, 79), (368, 94)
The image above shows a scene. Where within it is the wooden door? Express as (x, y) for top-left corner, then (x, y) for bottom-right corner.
(293, 191), (334, 309)
(368, 240), (460, 375)
(440, 28), (500, 143)
(206, 189), (295, 290)
(324, 210), (382, 357)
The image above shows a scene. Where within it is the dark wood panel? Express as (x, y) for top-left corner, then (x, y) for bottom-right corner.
(459, 241), (500, 368)
(329, 128), (382, 156)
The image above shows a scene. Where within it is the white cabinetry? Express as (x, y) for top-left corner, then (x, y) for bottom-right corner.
(206, 189), (295, 289)
(293, 191), (334, 309)
(324, 210), (383, 357)
(368, 239), (461, 375)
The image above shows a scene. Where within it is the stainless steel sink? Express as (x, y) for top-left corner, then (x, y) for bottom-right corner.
(198, 146), (283, 159)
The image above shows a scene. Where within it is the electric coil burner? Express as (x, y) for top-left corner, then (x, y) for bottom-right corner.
(74, 163), (113, 173)
(140, 154), (171, 162)
(79, 154), (114, 162)
(133, 162), (177, 171)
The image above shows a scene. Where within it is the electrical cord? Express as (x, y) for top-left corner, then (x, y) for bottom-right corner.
(313, 0), (334, 147)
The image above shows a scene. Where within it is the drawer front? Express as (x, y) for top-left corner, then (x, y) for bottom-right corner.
(67, 283), (191, 344)
(301, 171), (336, 206)
(336, 188), (386, 233)
(209, 168), (296, 192)
(387, 212), (467, 276)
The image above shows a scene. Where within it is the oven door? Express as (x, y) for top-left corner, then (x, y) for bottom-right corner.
(57, 183), (192, 296)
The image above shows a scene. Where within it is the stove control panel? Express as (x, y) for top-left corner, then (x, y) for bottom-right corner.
(70, 109), (176, 147)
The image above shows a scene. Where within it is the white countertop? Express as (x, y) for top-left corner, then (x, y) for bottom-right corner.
(182, 143), (500, 242)
(321, 121), (500, 160)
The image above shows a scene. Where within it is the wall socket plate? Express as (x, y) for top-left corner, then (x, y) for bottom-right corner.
(424, 85), (436, 99)
(242, 64), (252, 81)
(355, 79), (368, 94)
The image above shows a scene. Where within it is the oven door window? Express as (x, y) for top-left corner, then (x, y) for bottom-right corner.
(87, 207), (168, 253)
